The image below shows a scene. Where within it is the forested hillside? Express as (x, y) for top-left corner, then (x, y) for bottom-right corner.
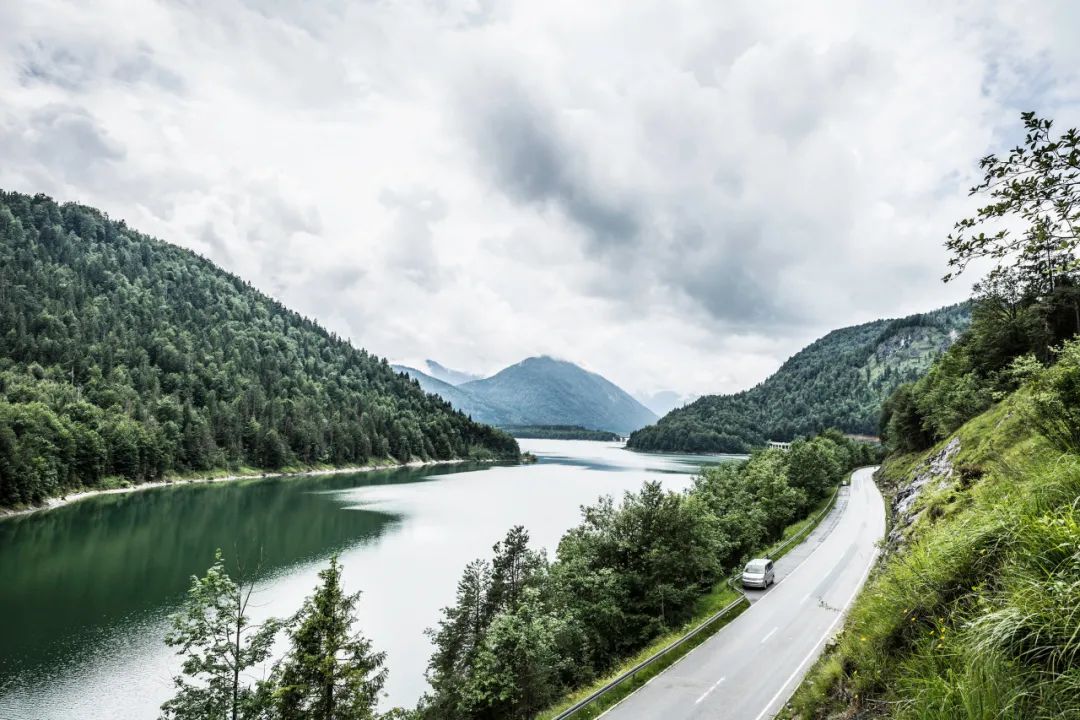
(787, 113), (1080, 719)
(391, 365), (507, 424)
(0, 191), (517, 508)
(627, 305), (969, 453)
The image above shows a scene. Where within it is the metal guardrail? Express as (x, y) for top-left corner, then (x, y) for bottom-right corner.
(765, 480), (843, 560)
(551, 470), (858, 720)
(551, 595), (748, 720)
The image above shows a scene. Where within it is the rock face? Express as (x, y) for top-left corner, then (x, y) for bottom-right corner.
(886, 437), (961, 549)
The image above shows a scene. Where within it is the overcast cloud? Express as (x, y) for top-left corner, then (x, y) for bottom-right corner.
(1, 0), (1078, 398)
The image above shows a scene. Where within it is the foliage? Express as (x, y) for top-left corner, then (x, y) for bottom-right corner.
(501, 426), (622, 441)
(0, 191), (517, 508)
(274, 556), (387, 720)
(420, 433), (871, 719)
(627, 305), (970, 453)
(1025, 339), (1080, 453)
(945, 112), (1080, 301)
(163, 554), (395, 720)
(788, 388), (1080, 720)
(882, 114), (1080, 455)
(161, 551), (282, 720)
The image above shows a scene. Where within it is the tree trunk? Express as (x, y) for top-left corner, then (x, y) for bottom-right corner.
(233, 595), (241, 720)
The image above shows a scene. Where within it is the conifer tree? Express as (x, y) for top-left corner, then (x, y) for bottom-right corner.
(274, 556), (387, 720)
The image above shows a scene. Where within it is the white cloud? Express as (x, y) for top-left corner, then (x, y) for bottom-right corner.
(1, 0), (1078, 397)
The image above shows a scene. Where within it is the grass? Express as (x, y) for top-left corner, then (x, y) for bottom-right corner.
(783, 391), (1080, 720)
(534, 585), (746, 720)
(537, 475), (851, 720)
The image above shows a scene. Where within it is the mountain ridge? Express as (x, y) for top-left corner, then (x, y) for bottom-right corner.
(627, 303), (971, 453)
(0, 191), (518, 508)
(396, 355), (657, 434)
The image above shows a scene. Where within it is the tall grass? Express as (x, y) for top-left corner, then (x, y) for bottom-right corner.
(785, 400), (1080, 720)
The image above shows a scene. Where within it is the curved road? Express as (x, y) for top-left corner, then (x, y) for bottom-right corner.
(604, 466), (885, 720)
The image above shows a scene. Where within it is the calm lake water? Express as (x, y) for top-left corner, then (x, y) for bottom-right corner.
(0, 440), (739, 719)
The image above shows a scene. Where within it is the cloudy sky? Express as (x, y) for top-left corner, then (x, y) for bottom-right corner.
(2, 1), (1079, 399)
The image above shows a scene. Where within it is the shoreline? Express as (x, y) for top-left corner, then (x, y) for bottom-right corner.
(0, 457), (482, 520)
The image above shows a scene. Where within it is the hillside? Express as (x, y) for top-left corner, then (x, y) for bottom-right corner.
(627, 305), (970, 453)
(397, 356), (657, 435)
(786, 351), (1080, 719)
(391, 364), (510, 424)
(0, 191), (518, 508)
(501, 425), (621, 441)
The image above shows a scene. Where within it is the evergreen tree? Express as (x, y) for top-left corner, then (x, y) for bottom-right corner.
(485, 526), (546, 616)
(274, 556), (387, 720)
(423, 560), (492, 718)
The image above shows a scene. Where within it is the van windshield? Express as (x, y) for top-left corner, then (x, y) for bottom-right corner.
(745, 561), (767, 573)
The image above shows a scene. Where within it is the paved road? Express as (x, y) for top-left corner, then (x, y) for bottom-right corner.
(604, 466), (885, 720)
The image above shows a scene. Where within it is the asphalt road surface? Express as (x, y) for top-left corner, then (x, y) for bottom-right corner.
(604, 466), (885, 720)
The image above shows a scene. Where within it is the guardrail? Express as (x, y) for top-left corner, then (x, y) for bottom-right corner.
(552, 471), (858, 720)
(551, 595), (748, 720)
(764, 480), (843, 561)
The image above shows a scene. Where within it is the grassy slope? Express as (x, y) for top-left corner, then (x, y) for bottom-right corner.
(785, 393), (1080, 719)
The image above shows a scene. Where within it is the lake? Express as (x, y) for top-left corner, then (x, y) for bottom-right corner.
(0, 440), (740, 719)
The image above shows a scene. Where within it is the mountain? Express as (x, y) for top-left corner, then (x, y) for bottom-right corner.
(627, 304), (970, 453)
(0, 191), (518, 508)
(424, 360), (481, 386)
(634, 389), (696, 417)
(397, 356), (657, 435)
(460, 356), (657, 435)
(391, 364), (510, 424)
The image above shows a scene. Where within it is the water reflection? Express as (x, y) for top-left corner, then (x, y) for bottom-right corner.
(0, 441), (739, 719)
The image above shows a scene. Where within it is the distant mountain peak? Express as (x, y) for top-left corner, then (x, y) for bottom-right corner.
(424, 359), (482, 386)
(406, 355), (657, 434)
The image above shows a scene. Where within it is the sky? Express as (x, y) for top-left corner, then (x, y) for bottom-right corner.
(2, 1), (1079, 401)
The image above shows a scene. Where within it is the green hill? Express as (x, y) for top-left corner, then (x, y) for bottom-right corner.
(787, 346), (1080, 719)
(627, 305), (970, 453)
(0, 191), (518, 508)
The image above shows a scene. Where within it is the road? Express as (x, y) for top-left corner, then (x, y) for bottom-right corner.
(604, 466), (885, 720)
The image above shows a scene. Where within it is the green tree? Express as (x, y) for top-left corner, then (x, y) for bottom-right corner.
(486, 526), (546, 616)
(460, 589), (567, 720)
(786, 437), (842, 501)
(423, 560), (493, 719)
(1026, 338), (1080, 452)
(161, 552), (282, 720)
(945, 112), (1080, 301)
(274, 556), (387, 720)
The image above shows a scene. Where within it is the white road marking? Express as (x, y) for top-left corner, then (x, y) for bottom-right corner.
(602, 468), (879, 720)
(695, 677), (726, 704)
(750, 545), (881, 720)
(800, 593), (811, 604)
(760, 626), (778, 644)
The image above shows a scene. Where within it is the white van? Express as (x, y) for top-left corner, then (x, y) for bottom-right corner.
(741, 558), (775, 588)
